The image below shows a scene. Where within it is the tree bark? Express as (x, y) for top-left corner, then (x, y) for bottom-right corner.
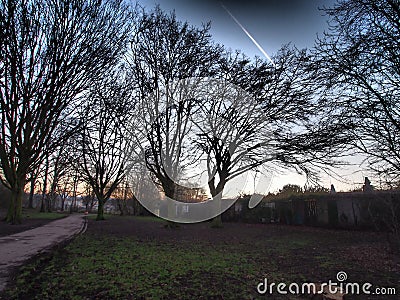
(28, 173), (36, 209)
(40, 158), (49, 213)
(61, 199), (65, 211)
(163, 181), (180, 228)
(6, 177), (25, 224)
(210, 192), (223, 228)
(209, 177), (225, 228)
(211, 214), (222, 228)
(96, 197), (105, 221)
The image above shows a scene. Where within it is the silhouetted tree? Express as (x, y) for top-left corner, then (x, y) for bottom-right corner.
(279, 184), (303, 195)
(78, 66), (134, 220)
(129, 7), (222, 216)
(314, 0), (400, 183)
(304, 185), (330, 194)
(27, 162), (42, 209)
(112, 180), (133, 216)
(0, 0), (132, 223)
(314, 0), (400, 251)
(46, 142), (74, 211)
(81, 183), (97, 213)
(194, 48), (348, 226)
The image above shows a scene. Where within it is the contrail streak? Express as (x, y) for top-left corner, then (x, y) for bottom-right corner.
(221, 3), (276, 67)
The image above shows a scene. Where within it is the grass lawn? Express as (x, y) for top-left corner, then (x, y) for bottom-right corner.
(3, 217), (400, 299)
(86, 214), (164, 223)
(0, 209), (69, 237)
(22, 209), (69, 220)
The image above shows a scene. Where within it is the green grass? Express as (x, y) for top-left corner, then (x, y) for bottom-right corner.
(86, 214), (99, 220)
(87, 214), (164, 223)
(3, 222), (399, 300)
(4, 235), (286, 300)
(132, 215), (165, 223)
(22, 209), (68, 220)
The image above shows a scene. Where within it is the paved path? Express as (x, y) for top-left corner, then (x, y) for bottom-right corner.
(0, 214), (86, 292)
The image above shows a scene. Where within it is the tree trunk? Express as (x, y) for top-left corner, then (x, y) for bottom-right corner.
(46, 195), (52, 213)
(70, 170), (79, 213)
(60, 178), (69, 212)
(209, 179), (225, 228)
(89, 198), (95, 213)
(40, 158), (49, 213)
(210, 193), (223, 228)
(28, 174), (36, 209)
(211, 214), (222, 228)
(61, 195), (66, 212)
(96, 197), (105, 221)
(48, 159), (60, 212)
(40, 194), (46, 212)
(6, 178), (25, 224)
(163, 181), (179, 228)
(122, 184), (128, 215)
(117, 198), (124, 216)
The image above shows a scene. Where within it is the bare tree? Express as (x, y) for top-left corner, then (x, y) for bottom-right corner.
(129, 6), (222, 202)
(112, 180), (133, 216)
(78, 66), (134, 220)
(126, 163), (158, 216)
(314, 0), (400, 182)
(27, 161), (43, 209)
(314, 0), (400, 251)
(46, 142), (75, 211)
(56, 173), (73, 212)
(81, 183), (97, 213)
(279, 184), (303, 195)
(0, 0), (133, 223)
(193, 48), (348, 226)
(128, 7), (348, 226)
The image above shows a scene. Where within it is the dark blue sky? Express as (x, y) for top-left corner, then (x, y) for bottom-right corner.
(139, 0), (337, 59)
